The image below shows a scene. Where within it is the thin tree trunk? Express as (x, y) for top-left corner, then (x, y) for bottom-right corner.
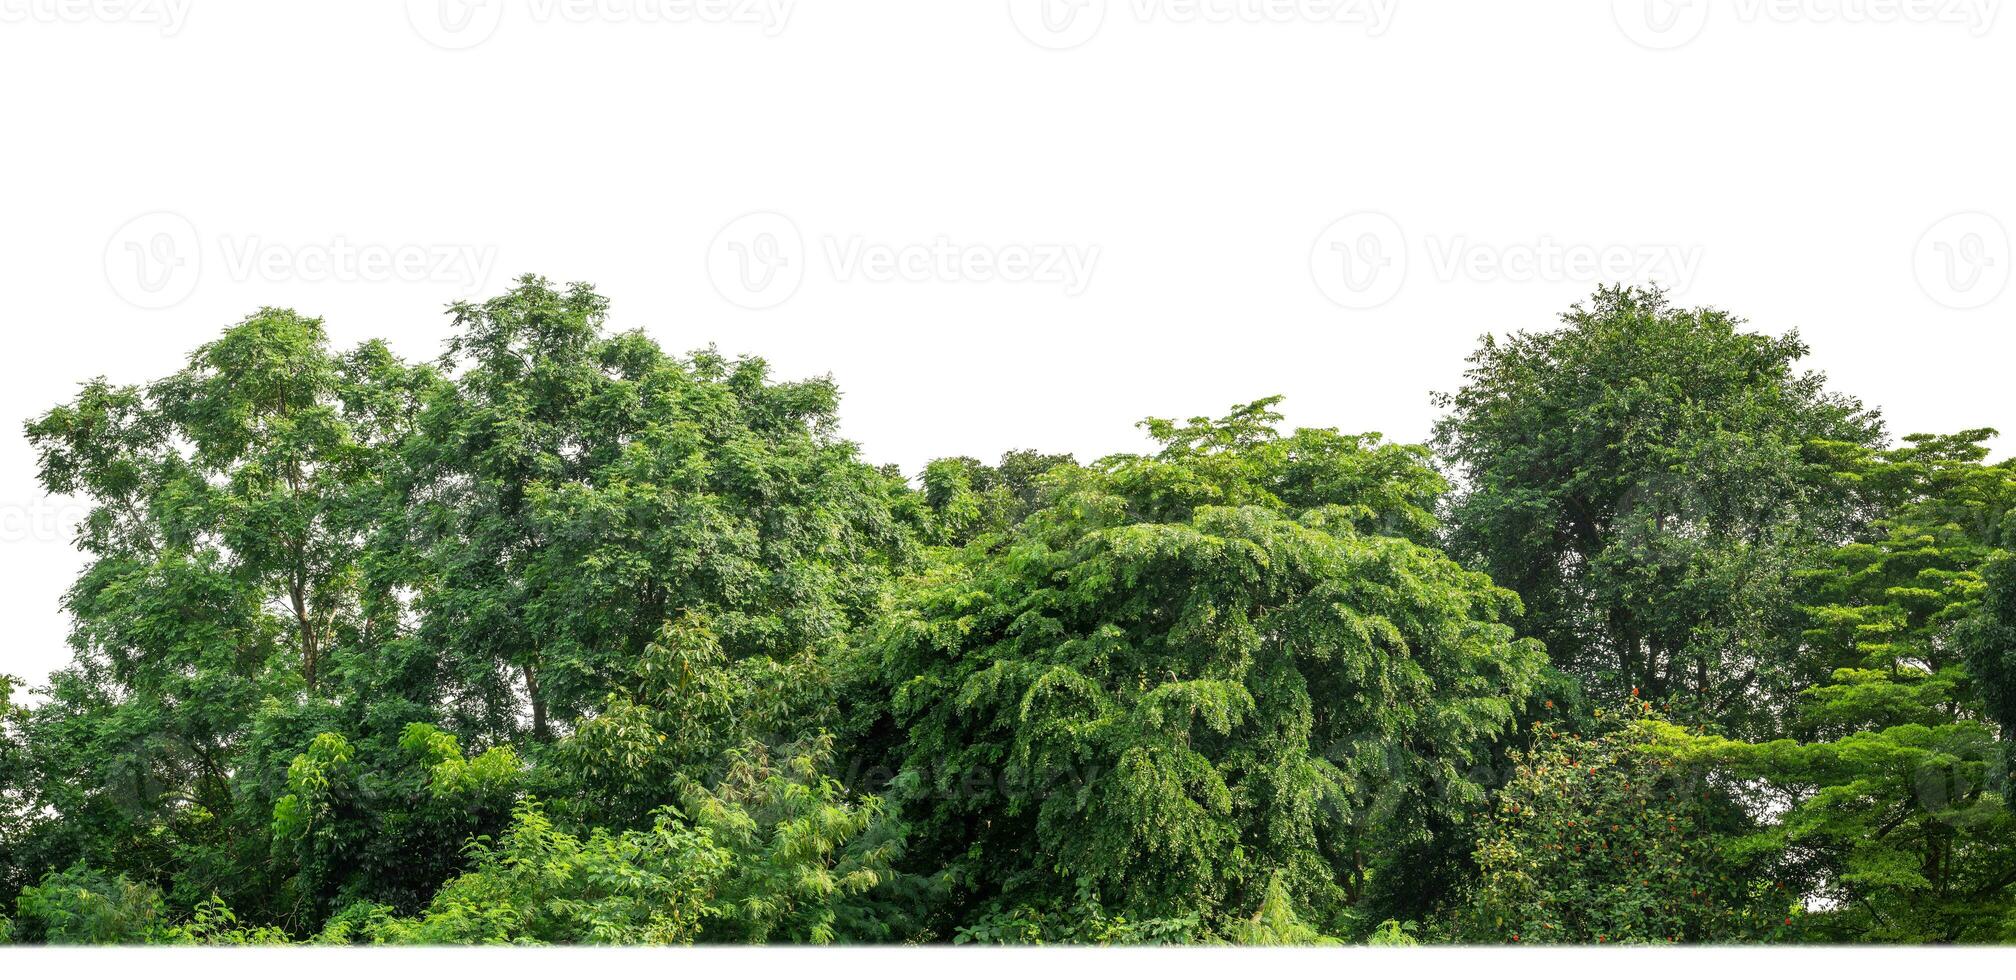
(526, 662), (548, 739)
(292, 573), (318, 692)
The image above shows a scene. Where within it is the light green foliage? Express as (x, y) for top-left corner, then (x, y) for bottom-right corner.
(11, 866), (173, 944)
(330, 799), (728, 945)
(271, 732), (356, 840)
(320, 738), (912, 945)
(1225, 875), (1341, 946)
(677, 736), (920, 943)
(917, 450), (1077, 546)
(401, 723), (522, 798)
(871, 397), (1544, 933)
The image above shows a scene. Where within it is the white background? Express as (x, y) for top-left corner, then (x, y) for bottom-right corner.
(1, 0), (2011, 696)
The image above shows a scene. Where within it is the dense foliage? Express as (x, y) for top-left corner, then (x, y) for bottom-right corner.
(3, 280), (2012, 944)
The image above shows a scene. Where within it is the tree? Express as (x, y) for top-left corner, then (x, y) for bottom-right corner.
(0, 676), (29, 903)
(1646, 432), (2016, 941)
(10, 278), (915, 934)
(15, 278), (2016, 945)
(1434, 285), (1883, 735)
(17, 309), (376, 913)
(395, 276), (911, 742)
(865, 398), (1545, 935)
(1460, 711), (1792, 944)
(1964, 554), (2016, 794)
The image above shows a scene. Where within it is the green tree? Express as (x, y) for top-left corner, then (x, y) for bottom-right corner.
(10, 278), (914, 935)
(395, 276), (910, 742)
(1645, 432), (2016, 941)
(17, 309), (376, 914)
(1434, 285), (1884, 734)
(1964, 554), (2016, 793)
(0, 675), (27, 902)
(865, 398), (1544, 934)
(1461, 711), (1793, 944)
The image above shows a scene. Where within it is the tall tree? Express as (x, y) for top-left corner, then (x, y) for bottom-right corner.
(1434, 285), (1883, 734)
(1648, 432), (2016, 942)
(865, 398), (1544, 937)
(396, 276), (911, 743)
(18, 310), (372, 910)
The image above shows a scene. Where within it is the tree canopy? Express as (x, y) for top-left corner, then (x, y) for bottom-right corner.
(4, 280), (2013, 945)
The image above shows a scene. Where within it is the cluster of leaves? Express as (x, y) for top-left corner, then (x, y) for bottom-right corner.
(1460, 710), (1795, 944)
(7, 866), (287, 945)
(4, 280), (2016, 945)
(312, 736), (911, 945)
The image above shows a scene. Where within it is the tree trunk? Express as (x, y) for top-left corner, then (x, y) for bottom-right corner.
(525, 662), (548, 739)
(292, 574), (318, 693)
